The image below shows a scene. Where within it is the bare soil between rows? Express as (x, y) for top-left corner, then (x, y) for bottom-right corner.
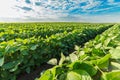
(17, 63), (53, 80)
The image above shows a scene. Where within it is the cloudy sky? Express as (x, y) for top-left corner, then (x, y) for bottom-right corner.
(0, 0), (120, 22)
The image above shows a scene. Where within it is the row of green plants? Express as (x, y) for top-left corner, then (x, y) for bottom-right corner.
(0, 27), (73, 42)
(38, 24), (120, 80)
(0, 23), (112, 80)
(0, 23), (106, 42)
(0, 23), (79, 41)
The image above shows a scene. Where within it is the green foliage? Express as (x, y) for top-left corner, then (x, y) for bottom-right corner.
(0, 57), (4, 66)
(0, 23), (113, 80)
(38, 24), (120, 80)
(66, 70), (92, 80)
(59, 53), (66, 65)
(101, 71), (120, 80)
(39, 69), (54, 80)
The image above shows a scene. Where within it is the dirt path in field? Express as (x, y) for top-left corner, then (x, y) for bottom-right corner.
(17, 63), (53, 80)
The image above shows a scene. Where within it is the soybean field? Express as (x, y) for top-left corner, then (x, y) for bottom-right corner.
(0, 23), (119, 80)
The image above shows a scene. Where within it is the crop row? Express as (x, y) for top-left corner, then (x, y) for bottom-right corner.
(0, 23), (108, 42)
(0, 23), (112, 80)
(38, 24), (120, 80)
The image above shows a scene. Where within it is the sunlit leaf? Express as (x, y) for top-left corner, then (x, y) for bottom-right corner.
(66, 69), (92, 80)
(0, 57), (4, 66)
(69, 53), (78, 62)
(59, 53), (66, 65)
(47, 58), (57, 65)
(101, 71), (120, 80)
(109, 49), (120, 59)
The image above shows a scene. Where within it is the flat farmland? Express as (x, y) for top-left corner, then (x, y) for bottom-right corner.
(0, 23), (118, 80)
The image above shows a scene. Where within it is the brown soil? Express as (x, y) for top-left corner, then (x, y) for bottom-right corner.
(17, 64), (53, 80)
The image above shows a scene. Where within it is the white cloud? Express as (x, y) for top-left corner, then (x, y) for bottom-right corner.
(0, 0), (99, 20)
(0, 0), (120, 22)
(88, 0), (94, 4)
(108, 0), (114, 3)
(15, 0), (71, 19)
(0, 0), (21, 18)
(81, 1), (101, 10)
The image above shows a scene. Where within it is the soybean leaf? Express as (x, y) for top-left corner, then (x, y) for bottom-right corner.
(67, 71), (81, 80)
(39, 69), (53, 80)
(97, 54), (111, 69)
(75, 45), (80, 51)
(101, 71), (120, 80)
(69, 61), (81, 69)
(66, 69), (92, 80)
(69, 62), (97, 76)
(10, 65), (18, 72)
(78, 63), (97, 76)
(30, 45), (38, 50)
(95, 43), (102, 49)
(3, 60), (21, 69)
(110, 62), (120, 71)
(69, 53), (78, 62)
(39, 68), (56, 80)
(104, 38), (111, 47)
(109, 49), (120, 59)
(0, 57), (4, 66)
(59, 53), (66, 65)
(47, 58), (57, 65)
(59, 73), (67, 80)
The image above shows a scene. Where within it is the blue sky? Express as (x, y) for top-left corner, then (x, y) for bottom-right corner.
(0, 0), (120, 22)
